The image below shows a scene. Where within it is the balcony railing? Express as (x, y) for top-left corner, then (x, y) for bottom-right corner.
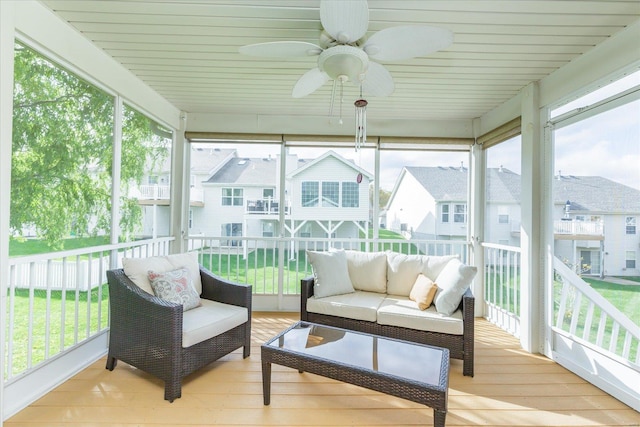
(245, 198), (290, 215)
(134, 185), (204, 203)
(554, 219), (604, 236)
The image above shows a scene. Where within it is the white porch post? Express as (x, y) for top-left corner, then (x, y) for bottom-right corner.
(110, 97), (123, 267)
(520, 81), (543, 353)
(171, 112), (188, 253)
(0, 2), (16, 424)
(469, 139), (485, 317)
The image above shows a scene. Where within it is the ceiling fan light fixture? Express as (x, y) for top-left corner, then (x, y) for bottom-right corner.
(318, 45), (369, 82)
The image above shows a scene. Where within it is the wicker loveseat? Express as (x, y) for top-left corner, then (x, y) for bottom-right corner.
(105, 253), (252, 402)
(300, 250), (476, 376)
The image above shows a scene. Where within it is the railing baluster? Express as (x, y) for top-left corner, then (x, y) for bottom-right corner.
(583, 302), (595, 342)
(596, 311), (607, 347)
(569, 291), (582, 336)
(556, 281), (569, 329)
(609, 322), (620, 354)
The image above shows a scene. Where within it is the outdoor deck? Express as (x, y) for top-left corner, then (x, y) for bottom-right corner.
(5, 313), (639, 427)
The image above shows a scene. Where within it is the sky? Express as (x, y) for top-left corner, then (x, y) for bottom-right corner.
(198, 70), (640, 192)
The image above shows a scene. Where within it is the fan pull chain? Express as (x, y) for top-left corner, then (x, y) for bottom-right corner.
(339, 78), (344, 125)
(328, 79), (337, 120)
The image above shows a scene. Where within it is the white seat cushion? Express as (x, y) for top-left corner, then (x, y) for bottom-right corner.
(182, 299), (248, 348)
(306, 291), (385, 322)
(377, 295), (464, 335)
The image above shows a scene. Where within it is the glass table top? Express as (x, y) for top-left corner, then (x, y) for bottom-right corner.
(265, 322), (446, 386)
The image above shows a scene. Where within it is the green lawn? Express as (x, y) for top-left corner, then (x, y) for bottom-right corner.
(582, 277), (640, 326)
(6, 286), (109, 377)
(9, 235), (112, 256)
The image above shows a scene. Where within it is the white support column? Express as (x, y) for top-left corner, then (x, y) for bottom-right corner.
(277, 142), (287, 309)
(373, 140), (380, 243)
(170, 112), (188, 253)
(0, 3), (16, 424)
(110, 97), (123, 268)
(469, 137), (485, 317)
(542, 121), (555, 358)
(520, 81), (543, 353)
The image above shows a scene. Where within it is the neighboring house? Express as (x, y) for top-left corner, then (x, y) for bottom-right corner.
(135, 146), (235, 238)
(385, 165), (470, 240)
(552, 174), (640, 277)
(385, 166), (640, 277)
(134, 148), (373, 246)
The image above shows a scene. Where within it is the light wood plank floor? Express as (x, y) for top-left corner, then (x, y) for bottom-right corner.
(5, 313), (640, 427)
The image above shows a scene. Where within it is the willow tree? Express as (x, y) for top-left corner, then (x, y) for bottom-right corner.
(11, 43), (169, 248)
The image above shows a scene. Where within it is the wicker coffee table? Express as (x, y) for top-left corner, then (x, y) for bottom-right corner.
(261, 321), (450, 427)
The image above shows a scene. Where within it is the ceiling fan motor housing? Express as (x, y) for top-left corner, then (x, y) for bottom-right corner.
(318, 45), (369, 82)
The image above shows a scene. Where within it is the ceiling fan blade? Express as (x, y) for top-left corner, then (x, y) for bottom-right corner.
(239, 41), (322, 58)
(361, 62), (394, 97)
(320, 0), (369, 44)
(292, 68), (330, 98)
(363, 26), (453, 61)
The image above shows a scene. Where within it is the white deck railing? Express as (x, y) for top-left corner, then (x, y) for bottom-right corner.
(5, 237), (173, 381)
(553, 256), (639, 365)
(186, 235), (470, 295)
(482, 242), (522, 336)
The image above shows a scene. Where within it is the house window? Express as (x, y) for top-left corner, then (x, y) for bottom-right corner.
(188, 209), (193, 229)
(322, 181), (339, 207)
(454, 204), (467, 223)
(342, 182), (359, 207)
(222, 188), (243, 206)
(263, 188), (274, 199)
(148, 175), (158, 185)
(626, 216), (636, 234)
(301, 181), (319, 207)
(498, 214), (509, 224)
(221, 223), (242, 246)
(262, 222), (274, 237)
(441, 204), (449, 223)
(190, 174), (196, 188)
(626, 251), (636, 269)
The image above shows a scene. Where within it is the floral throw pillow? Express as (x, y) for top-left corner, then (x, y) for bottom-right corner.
(148, 267), (201, 311)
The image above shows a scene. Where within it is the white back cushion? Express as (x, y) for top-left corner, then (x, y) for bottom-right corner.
(307, 249), (355, 298)
(345, 250), (387, 293)
(433, 258), (477, 316)
(122, 251), (202, 295)
(386, 252), (427, 296)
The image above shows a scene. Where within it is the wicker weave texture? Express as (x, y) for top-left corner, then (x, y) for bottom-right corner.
(300, 276), (474, 377)
(106, 267), (252, 402)
(262, 322), (449, 427)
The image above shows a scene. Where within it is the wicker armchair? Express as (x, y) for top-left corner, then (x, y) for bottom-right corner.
(105, 266), (252, 402)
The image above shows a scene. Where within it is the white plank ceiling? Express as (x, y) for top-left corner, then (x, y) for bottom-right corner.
(40, 0), (640, 123)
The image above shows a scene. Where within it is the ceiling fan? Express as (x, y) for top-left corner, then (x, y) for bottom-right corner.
(239, 0), (454, 98)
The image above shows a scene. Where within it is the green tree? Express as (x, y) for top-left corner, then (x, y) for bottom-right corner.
(369, 184), (392, 209)
(11, 43), (168, 248)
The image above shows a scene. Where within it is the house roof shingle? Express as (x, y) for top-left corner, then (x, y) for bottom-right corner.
(404, 167), (640, 213)
(205, 156), (278, 185)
